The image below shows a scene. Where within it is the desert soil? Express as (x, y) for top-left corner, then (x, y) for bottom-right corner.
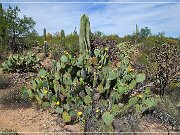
(0, 73), (178, 135)
(0, 73), (82, 134)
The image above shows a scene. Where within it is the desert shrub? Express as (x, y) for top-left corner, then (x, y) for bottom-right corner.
(2, 52), (40, 73)
(51, 50), (62, 60)
(64, 33), (79, 56)
(137, 42), (180, 96)
(90, 37), (119, 61)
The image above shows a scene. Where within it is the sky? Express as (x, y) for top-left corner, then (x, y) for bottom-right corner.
(1, 0), (180, 38)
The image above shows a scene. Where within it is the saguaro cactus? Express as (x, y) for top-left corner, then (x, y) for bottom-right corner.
(135, 24), (139, 45)
(60, 29), (65, 46)
(43, 28), (46, 41)
(73, 27), (78, 35)
(43, 28), (48, 57)
(0, 3), (3, 20)
(61, 29), (65, 38)
(43, 41), (48, 57)
(79, 14), (91, 55)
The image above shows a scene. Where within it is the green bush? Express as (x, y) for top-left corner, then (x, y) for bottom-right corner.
(2, 52), (40, 73)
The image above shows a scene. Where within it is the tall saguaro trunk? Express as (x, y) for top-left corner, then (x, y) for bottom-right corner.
(135, 24), (139, 46)
(43, 28), (48, 57)
(43, 28), (46, 41)
(79, 14), (91, 55)
(60, 29), (65, 46)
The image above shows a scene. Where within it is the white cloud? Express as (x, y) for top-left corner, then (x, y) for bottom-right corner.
(2, 1), (180, 37)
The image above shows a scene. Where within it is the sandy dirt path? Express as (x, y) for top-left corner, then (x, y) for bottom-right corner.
(0, 75), (82, 134)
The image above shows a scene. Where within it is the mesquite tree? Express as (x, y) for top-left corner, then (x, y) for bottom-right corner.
(4, 5), (36, 52)
(0, 3), (8, 48)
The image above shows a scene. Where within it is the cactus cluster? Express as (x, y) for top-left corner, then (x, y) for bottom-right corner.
(2, 52), (40, 73)
(23, 14), (158, 129)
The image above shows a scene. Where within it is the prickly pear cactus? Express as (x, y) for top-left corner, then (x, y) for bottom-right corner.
(23, 14), (159, 132)
(79, 14), (91, 55)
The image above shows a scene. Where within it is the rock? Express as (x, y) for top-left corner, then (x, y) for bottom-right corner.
(41, 58), (53, 71)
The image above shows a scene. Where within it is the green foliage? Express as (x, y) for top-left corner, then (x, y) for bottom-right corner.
(25, 30), (40, 47)
(0, 128), (19, 135)
(3, 5), (36, 52)
(64, 33), (79, 55)
(102, 111), (114, 125)
(136, 73), (145, 83)
(139, 27), (151, 39)
(0, 3), (9, 50)
(92, 31), (105, 38)
(2, 52), (40, 73)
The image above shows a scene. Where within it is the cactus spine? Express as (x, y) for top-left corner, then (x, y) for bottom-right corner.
(79, 14), (91, 55)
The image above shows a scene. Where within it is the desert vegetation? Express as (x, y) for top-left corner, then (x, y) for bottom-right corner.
(0, 3), (179, 134)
